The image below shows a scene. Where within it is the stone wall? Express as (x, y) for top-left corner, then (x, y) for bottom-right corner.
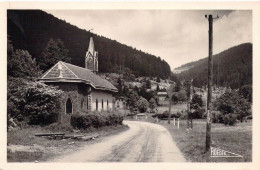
(46, 82), (114, 124)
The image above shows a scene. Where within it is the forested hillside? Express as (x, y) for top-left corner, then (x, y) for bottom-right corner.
(7, 10), (171, 78)
(177, 43), (252, 89)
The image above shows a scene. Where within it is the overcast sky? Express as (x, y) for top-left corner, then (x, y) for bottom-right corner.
(45, 10), (252, 70)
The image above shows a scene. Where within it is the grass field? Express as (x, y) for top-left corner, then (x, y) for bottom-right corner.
(157, 103), (187, 114)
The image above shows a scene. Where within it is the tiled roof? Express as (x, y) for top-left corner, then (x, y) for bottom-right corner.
(39, 61), (118, 92)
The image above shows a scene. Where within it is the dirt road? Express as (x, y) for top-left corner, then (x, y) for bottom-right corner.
(53, 121), (186, 162)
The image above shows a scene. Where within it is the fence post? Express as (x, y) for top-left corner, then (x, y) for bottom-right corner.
(174, 118), (176, 126)
(146, 114), (147, 120)
(177, 118), (180, 129)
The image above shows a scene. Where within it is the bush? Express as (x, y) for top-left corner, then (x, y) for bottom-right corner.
(223, 114), (237, 126)
(45, 122), (74, 132)
(137, 97), (149, 113)
(7, 79), (63, 126)
(190, 108), (206, 119)
(214, 91), (251, 122)
(152, 110), (181, 119)
(212, 111), (223, 123)
(71, 111), (123, 130)
(23, 82), (63, 125)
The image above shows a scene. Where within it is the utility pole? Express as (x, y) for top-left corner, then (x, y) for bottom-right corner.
(167, 84), (174, 124)
(186, 80), (192, 129)
(205, 14), (219, 152)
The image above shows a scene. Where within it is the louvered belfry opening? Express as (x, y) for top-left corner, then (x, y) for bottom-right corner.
(66, 98), (73, 114)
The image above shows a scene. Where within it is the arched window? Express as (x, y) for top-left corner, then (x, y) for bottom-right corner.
(102, 99), (104, 109)
(96, 99), (98, 111)
(81, 98), (84, 109)
(66, 98), (72, 114)
(87, 96), (89, 110)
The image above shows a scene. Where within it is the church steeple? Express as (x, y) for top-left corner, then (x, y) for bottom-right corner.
(88, 37), (95, 55)
(85, 36), (98, 73)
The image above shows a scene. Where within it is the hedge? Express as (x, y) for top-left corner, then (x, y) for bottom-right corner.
(71, 111), (123, 130)
(152, 110), (181, 119)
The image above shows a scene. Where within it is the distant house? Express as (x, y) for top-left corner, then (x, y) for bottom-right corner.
(157, 92), (169, 105)
(39, 37), (118, 123)
(115, 97), (125, 109)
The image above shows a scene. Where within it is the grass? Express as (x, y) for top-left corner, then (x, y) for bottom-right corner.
(154, 118), (252, 162)
(157, 104), (187, 114)
(7, 124), (129, 162)
(116, 102), (251, 162)
(122, 101), (252, 162)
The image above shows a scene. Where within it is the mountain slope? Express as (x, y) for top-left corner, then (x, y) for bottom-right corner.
(177, 43), (252, 89)
(7, 10), (171, 78)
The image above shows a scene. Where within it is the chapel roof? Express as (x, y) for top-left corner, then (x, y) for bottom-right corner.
(39, 61), (118, 92)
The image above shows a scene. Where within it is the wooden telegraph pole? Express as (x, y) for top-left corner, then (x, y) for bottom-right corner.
(205, 14), (219, 152)
(167, 85), (174, 124)
(186, 80), (192, 129)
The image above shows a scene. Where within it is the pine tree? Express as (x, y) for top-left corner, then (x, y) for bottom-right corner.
(39, 38), (70, 72)
(8, 43), (41, 80)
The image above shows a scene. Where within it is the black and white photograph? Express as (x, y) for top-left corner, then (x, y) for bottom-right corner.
(1, 1), (260, 170)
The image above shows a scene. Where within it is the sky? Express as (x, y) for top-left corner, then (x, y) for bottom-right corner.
(45, 10), (252, 70)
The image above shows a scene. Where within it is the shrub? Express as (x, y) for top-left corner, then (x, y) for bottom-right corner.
(212, 111), (223, 123)
(137, 97), (149, 113)
(71, 111), (123, 130)
(190, 94), (205, 119)
(223, 114), (237, 126)
(190, 108), (206, 119)
(214, 91), (251, 122)
(7, 79), (63, 126)
(45, 122), (74, 132)
(23, 82), (63, 125)
(152, 110), (181, 119)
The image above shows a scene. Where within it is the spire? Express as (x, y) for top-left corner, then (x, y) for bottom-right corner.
(85, 36), (98, 73)
(88, 37), (95, 55)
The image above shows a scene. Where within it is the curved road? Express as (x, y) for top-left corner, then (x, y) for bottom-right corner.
(53, 121), (186, 162)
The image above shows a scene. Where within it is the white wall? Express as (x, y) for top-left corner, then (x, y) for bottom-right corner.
(90, 90), (113, 112)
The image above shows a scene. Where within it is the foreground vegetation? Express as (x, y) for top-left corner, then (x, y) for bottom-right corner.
(163, 119), (252, 162)
(7, 123), (128, 162)
(129, 113), (252, 162)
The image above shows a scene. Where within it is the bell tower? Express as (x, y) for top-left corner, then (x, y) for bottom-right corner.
(85, 36), (98, 73)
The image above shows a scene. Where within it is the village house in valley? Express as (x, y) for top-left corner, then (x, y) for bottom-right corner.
(157, 91), (169, 105)
(39, 37), (118, 123)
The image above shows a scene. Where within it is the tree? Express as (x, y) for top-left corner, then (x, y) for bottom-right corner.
(174, 80), (181, 92)
(214, 91), (251, 122)
(156, 76), (160, 83)
(117, 77), (123, 95)
(7, 79), (63, 127)
(137, 97), (149, 113)
(190, 94), (205, 119)
(146, 79), (151, 89)
(171, 92), (179, 104)
(239, 84), (252, 103)
(23, 81), (64, 125)
(122, 85), (129, 97)
(134, 86), (140, 94)
(149, 98), (157, 110)
(176, 90), (187, 103)
(156, 84), (160, 91)
(8, 48), (41, 80)
(128, 90), (139, 113)
(39, 38), (70, 71)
